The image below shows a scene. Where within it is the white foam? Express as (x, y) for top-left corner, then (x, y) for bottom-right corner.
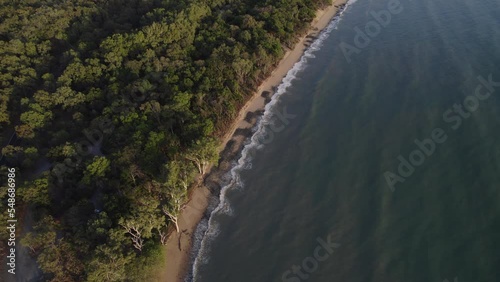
(187, 2), (357, 281)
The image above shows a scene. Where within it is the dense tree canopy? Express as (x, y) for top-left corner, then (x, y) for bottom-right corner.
(0, 0), (331, 280)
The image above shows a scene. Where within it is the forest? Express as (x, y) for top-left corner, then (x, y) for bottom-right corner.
(0, 0), (330, 280)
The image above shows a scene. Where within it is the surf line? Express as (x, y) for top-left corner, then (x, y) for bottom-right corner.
(188, 1), (357, 281)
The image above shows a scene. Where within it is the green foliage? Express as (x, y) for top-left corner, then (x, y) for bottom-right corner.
(37, 240), (85, 282)
(82, 156), (110, 184)
(87, 245), (134, 282)
(186, 137), (220, 174)
(125, 243), (167, 281)
(19, 173), (50, 206)
(1, 0), (330, 280)
(20, 216), (59, 256)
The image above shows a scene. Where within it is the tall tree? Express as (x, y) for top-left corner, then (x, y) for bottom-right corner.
(185, 137), (219, 175)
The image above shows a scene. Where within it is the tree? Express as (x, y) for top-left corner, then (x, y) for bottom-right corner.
(82, 156), (110, 184)
(139, 100), (162, 124)
(164, 159), (195, 192)
(37, 240), (84, 282)
(162, 202), (182, 233)
(119, 218), (146, 252)
(20, 216), (58, 255)
(20, 104), (53, 129)
(0, 0), (333, 277)
(157, 226), (168, 245)
(119, 193), (165, 251)
(20, 216), (84, 281)
(232, 57), (253, 84)
(185, 137), (219, 175)
(87, 245), (133, 282)
(14, 124), (35, 139)
(19, 174), (50, 207)
(161, 159), (194, 233)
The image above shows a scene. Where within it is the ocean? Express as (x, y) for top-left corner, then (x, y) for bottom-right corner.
(188, 0), (500, 281)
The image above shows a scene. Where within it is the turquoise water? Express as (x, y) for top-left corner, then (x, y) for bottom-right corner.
(189, 0), (500, 281)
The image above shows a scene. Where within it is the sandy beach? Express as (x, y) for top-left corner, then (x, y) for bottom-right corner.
(161, 0), (348, 281)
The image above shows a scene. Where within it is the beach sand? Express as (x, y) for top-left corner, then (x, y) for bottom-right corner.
(161, 1), (348, 281)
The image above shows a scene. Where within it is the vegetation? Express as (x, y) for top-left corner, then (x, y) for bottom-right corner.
(0, 0), (331, 280)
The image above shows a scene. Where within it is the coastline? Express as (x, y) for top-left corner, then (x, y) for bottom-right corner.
(161, 0), (348, 281)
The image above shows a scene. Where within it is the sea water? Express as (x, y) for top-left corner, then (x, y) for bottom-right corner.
(189, 0), (500, 281)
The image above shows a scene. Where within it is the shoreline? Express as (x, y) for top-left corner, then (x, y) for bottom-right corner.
(161, 0), (348, 281)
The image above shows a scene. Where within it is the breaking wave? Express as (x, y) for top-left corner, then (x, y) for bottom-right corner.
(186, 2), (357, 281)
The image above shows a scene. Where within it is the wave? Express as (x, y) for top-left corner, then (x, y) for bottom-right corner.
(186, 2), (357, 281)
